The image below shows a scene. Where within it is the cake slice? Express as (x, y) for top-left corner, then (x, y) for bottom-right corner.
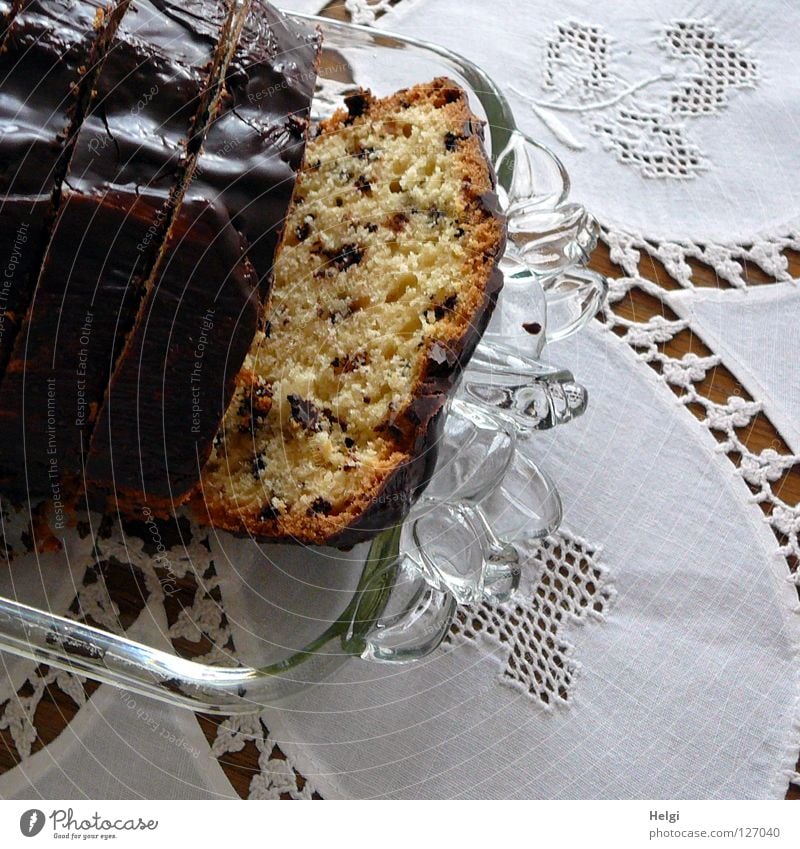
(194, 79), (506, 546)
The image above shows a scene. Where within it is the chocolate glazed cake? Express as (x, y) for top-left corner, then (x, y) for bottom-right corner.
(195, 80), (506, 547)
(69, 0), (259, 512)
(0, 0), (128, 378)
(84, 0), (321, 515)
(0, 0), (229, 503)
(0, 0), (319, 520)
(0, 0), (136, 505)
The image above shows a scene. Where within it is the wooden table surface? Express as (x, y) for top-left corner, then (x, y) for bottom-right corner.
(0, 0), (797, 802)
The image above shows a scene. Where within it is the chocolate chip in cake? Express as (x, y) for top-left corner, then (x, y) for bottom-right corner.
(308, 497), (333, 516)
(444, 132), (461, 152)
(344, 92), (369, 123)
(328, 243), (364, 273)
(288, 395), (323, 431)
(332, 351), (368, 374)
(248, 379), (273, 422)
(295, 220), (312, 242)
(264, 320), (272, 338)
(522, 321), (542, 335)
(427, 341), (459, 377)
(314, 244), (364, 278)
(253, 378), (273, 399)
(288, 113), (309, 137)
(444, 133), (469, 153)
(251, 453), (268, 478)
(366, 222), (379, 233)
(436, 87), (461, 106)
(386, 212), (409, 233)
(433, 294), (458, 321)
(344, 437), (355, 449)
(258, 503), (279, 522)
(376, 401), (406, 441)
(320, 408), (348, 432)
(354, 175), (372, 195)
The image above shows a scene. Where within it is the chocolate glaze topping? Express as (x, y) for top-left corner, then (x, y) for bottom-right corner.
(56, 0), (230, 504)
(0, 191), (169, 499)
(0, 198), (50, 375)
(0, 0), (123, 374)
(85, 197), (259, 510)
(191, 0), (321, 292)
(0, 0), (226, 499)
(67, 0), (223, 197)
(0, 1), (114, 195)
(1, 0), (14, 31)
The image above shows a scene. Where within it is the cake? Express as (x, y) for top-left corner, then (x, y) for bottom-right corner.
(85, 0), (320, 515)
(0, 7), (504, 548)
(194, 79), (506, 547)
(0, 0), (320, 512)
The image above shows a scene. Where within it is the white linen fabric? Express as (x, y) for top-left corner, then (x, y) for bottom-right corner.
(0, 0), (798, 799)
(280, 0), (327, 13)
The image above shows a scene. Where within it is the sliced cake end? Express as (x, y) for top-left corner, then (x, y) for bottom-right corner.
(194, 78), (506, 546)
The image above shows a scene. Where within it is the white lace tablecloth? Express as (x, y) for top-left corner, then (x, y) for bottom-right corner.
(1, 0), (799, 799)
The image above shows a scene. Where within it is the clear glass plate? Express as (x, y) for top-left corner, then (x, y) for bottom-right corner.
(0, 13), (606, 714)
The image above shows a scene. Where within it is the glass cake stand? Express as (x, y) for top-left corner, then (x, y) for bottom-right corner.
(0, 14), (606, 714)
